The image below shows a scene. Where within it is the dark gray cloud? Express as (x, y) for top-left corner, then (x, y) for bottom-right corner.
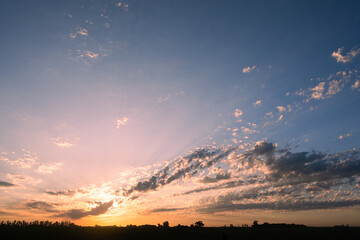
(264, 148), (360, 184)
(150, 207), (186, 213)
(200, 172), (231, 183)
(45, 189), (76, 196)
(172, 142), (360, 213)
(180, 180), (246, 196)
(126, 147), (236, 195)
(0, 181), (16, 187)
(198, 199), (360, 213)
(26, 201), (58, 212)
(56, 200), (113, 219)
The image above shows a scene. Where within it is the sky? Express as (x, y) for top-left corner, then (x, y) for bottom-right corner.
(0, 0), (360, 227)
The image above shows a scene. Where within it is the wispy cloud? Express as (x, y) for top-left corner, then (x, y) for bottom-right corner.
(45, 189), (77, 197)
(5, 174), (41, 185)
(157, 94), (170, 103)
(36, 162), (62, 174)
(242, 65), (256, 73)
(51, 137), (75, 148)
(125, 146), (236, 195)
(116, 117), (129, 128)
(331, 47), (360, 63)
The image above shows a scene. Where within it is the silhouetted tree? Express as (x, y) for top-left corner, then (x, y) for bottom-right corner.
(252, 220), (258, 227)
(163, 221), (169, 227)
(195, 221), (204, 228)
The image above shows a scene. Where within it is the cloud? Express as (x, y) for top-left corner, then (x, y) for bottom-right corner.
(326, 80), (344, 95)
(0, 150), (38, 168)
(75, 50), (99, 60)
(84, 51), (99, 59)
(338, 133), (351, 141)
(309, 82), (325, 100)
(263, 121), (271, 127)
(277, 106), (286, 113)
(5, 174), (41, 185)
(331, 47), (360, 63)
(265, 112), (273, 118)
(241, 127), (257, 134)
(276, 115), (284, 123)
(233, 109), (243, 122)
(253, 100), (262, 107)
(233, 109), (243, 118)
(0, 181), (16, 187)
(125, 147), (236, 195)
(242, 66), (256, 73)
(200, 172), (231, 183)
(45, 189), (76, 196)
(51, 137), (75, 148)
(157, 94), (170, 103)
(36, 162), (62, 174)
(199, 198), (360, 213)
(150, 207), (186, 213)
(69, 27), (88, 39)
(56, 201), (113, 219)
(290, 70), (359, 104)
(116, 117), (129, 128)
(25, 201), (57, 212)
(352, 80), (360, 89)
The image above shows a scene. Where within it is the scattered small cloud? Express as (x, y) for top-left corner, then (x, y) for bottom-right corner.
(265, 112), (273, 119)
(242, 65), (256, 73)
(116, 117), (129, 128)
(338, 133), (351, 141)
(276, 115), (284, 123)
(0, 150), (38, 169)
(253, 100), (262, 107)
(277, 106), (286, 113)
(352, 80), (360, 89)
(326, 80), (344, 95)
(233, 109), (243, 122)
(69, 27), (88, 39)
(309, 82), (325, 101)
(241, 127), (257, 134)
(331, 47), (360, 63)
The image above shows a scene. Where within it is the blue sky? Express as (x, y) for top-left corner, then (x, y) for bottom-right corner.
(0, 0), (360, 226)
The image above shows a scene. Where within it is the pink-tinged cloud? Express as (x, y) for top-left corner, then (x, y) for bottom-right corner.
(242, 65), (256, 73)
(331, 47), (360, 63)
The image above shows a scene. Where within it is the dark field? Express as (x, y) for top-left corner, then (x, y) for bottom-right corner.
(1, 225), (359, 240)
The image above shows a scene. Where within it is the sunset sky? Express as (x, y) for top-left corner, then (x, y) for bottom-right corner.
(1, 0), (360, 227)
